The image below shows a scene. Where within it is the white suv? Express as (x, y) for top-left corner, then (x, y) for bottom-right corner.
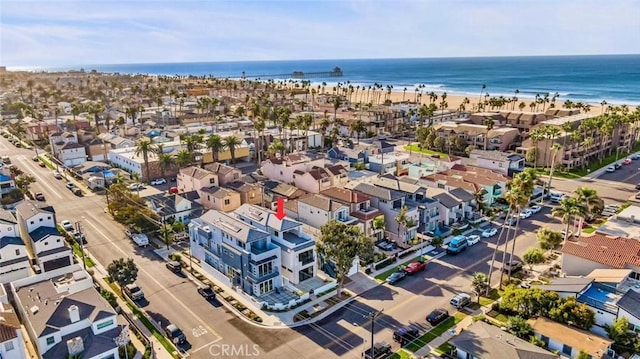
(150, 178), (167, 185)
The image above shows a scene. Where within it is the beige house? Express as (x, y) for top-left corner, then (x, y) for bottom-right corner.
(321, 187), (384, 238)
(285, 193), (358, 231)
(203, 162), (242, 186)
(433, 121), (519, 152)
(83, 138), (109, 162)
(198, 186), (241, 212)
(177, 166), (218, 192)
(225, 180), (262, 206)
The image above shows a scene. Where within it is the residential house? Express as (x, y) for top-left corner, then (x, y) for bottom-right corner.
(290, 164), (348, 194)
(15, 200), (72, 273)
(225, 181), (263, 206)
(199, 187), (241, 212)
(0, 302), (27, 359)
(285, 194), (357, 231)
(421, 164), (509, 206)
(26, 121), (59, 142)
(449, 320), (558, 359)
(528, 317), (614, 359)
(189, 210), (283, 297)
(353, 183), (418, 243)
(327, 146), (369, 166)
(0, 166), (16, 200)
(200, 135), (251, 164)
(143, 190), (203, 223)
(11, 265), (127, 359)
(367, 151), (411, 176)
(108, 141), (182, 181)
(320, 187), (384, 239)
(561, 234), (640, 277)
(82, 138), (109, 162)
(99, 134), (135, 150)
(234, 204), (317, 285)
(282, 129), (323, 151)
(262, 181), (307, 210)
(203, 162), (242, 186)
(593, 205), (640, 239)
(469, 149), (525, 176)
(424, 187), (469, 226)
(433, 121), (520, 152)
(260, 154), (325, 184)
(0, 209), (29, 283)
(177, 166), (218, 192)
(49, 131), (87, 167)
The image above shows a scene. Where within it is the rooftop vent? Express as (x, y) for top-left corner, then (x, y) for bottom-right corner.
(29, 306), (39, 315)
(68, 305), (80, 323)
(66, 336), (84, 356)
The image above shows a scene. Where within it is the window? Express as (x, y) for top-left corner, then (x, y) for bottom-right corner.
(259, 279), (274, 294)
(209, 178), (215, 184)
(224, 199), (230, 205)
(46, 336), (55, 345)
(258, 262), (273, 277)
(15, 249), (20, 255)
(96, 319), (114, 330)
(5, 341), (14, 351)
(562, 344), (572, 356)
(44, 242), (48, 246)
(39, 218), (43, 222)
(30, 221), (34, 225)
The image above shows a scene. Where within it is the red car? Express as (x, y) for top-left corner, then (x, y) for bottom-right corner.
(624, 158), (632, 165)
(404, 261), (427, 275)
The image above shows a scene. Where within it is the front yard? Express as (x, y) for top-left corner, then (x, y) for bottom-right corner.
(404, 312), (466, 353)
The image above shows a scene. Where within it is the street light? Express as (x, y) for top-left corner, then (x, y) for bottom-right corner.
(365, 309), (383, 358)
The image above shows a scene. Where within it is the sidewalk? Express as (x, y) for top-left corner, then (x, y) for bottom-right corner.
(413, 315), (476, 358)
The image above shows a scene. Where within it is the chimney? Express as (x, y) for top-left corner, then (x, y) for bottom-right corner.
(68, 305), (80, 323)
(66, 337), (84, 356)
(351, 190), (357, 203)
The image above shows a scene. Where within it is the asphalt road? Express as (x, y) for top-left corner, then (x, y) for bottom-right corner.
(1, 135), (568, 359)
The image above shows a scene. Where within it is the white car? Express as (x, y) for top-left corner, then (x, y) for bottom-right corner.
(467, 235), (480, 246)
(481, 227), (498, 238)
(53, 171), (62, 179)
(519, 209), (532, 219)
(61, 220), (73, 231)
(129, 183), (145, 191)
(606, 166), (616, 173)
(150, 178), (167, 185)
(530, 205), (542, 214)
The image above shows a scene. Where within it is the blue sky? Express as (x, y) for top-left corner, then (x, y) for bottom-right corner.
(2, 0), (639, 67)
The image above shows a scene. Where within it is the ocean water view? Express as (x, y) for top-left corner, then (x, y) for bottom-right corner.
(14, 54), (640, 105)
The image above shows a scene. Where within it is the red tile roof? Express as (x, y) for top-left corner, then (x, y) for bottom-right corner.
(562, 234), (640, 268)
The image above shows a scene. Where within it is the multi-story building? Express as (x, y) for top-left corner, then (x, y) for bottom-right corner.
(234, 204), (317, 285)
(225, 180), (263, 206)
(285, 193), (357, 231)
(203, 162), (242, 187)
(177, 166), (219, 192)
(421, 164), (508, 206)
(0, 302), (27, 359)
(108, 140), (182, 180)
(468, 149), (524, 176)
(189, 210), (283, 297)
(0, 209), (29, 283)
(433, 121), (520, 152)
(424, 187), (471, 226)
(198, 186), (242, 212)
(320, 187), (384, 239)
(11, 265), (127, 359)
(15, 200), (72, 273)
(0, 166), (16, 200)
(49, 131), (87, 167)
(260, 154), (325, 184)
(143, 190), (203, 223)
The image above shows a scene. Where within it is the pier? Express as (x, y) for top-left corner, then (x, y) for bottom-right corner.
(242, 67), (343, 79)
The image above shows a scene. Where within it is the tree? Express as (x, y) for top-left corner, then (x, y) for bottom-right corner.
(349, 119), (366, 144)
(522, 248), (545, 270)
(372, 215), (385, 242)
(156, 153), (175, 180)
(107, 258), (138, 294)
(394, 205), (409, 243)
(175, 149), (193, 168)
(553, 197), (585, 242)
(134, 138), (153, 182)
(317, 220), (374, 297)
(537, 227), (563, 250)
(506, 316), (532, 339)
(206, 134), (224, 163)
(500, 287), (560, 318)
(159, 223), (174, 250)
(471, 272), (488, 303)
(605, 317), (639, 354)
(548, 296), (595, 330)
(15, 174), (36, 194)
(223, 135), (241, 164)
(576, 351), (590, 359)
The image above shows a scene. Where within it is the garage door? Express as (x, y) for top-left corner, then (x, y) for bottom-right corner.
(43, 257), (72, 272)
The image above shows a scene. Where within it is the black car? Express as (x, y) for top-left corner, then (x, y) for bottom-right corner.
(426, 308), (449, 326)
(166, 261), (182, 273)
(34, 192), (45, 201)
(197, 285), (216, 300)
(393, 325), (419, 345)
(635, 183), (640, 190)
(386, 270), (407, 284)
(362, 342), (392, 359)
(165, 324), (186, 345)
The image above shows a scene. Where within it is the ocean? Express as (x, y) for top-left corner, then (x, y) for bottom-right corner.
(21, 55), (640, 105)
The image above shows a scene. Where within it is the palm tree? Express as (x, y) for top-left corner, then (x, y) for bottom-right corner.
(349, 119), (366, 144)
(528, 127), (545, 168)
(332, 96), (342, 122)
(504, 170), (536, 283)
(372, 216), (385, 242)
(394, 206), (409, 244)
(206, 134), (224, 163)
(483, 118), (494, 151)
(175, 149), (194, 168)
(546, 143), (563, 191)
(553, 197), (584, 242)
(573, 186), (601, 235)
(254, 117), (266, 164)
(267, 140), (286, 159)
(159, 223), (175, 250)
(134, 138), (153, 182)
(223, 135), (241, 164)
(471, 272), (489, 303)
(157, 153), (175, 180)
(543, 126), (560, 169)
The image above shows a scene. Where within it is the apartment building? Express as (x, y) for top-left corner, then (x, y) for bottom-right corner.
(225, 180), (263, 206)
(433, 121), (520, 152)
(0, 209), (29, 283)
(203, 162), (242, 186)
(15, 200), (72, 273)
(11, 265), (126, 359)
(48, 131), (87, 167)
(108, 140), (182, 180)
(421, 164), (508, 206)
(260, 153), (324, 184)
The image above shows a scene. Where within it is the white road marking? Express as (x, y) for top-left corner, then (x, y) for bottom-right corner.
(189, 337), (223, 355)
(82, 215), (223, 343)
(16, 155), (63, 199)
(192, 325), (208, 337)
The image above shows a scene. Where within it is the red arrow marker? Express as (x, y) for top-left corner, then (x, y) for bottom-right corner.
(275, 197), (286, 220)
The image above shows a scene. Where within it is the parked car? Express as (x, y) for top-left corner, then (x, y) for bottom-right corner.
(633, 154), (640, 160)
(615, 162), (623, 169)
(393, 325), (419, 345)
(197, 285), (216, 300)
(362, 342), (392, 359)
(624, 158), (633, 165)
(53, 171), (62, 179)
(38, 161), (46, 168)
(446, 235), (468, 255)
(504, 216), (517, 226)
(128, 183), (144, 191)
(481, 227), (498, 238)
(72, 187), (82, 196)
(126, 229), (149, 247)
(123, 283), (145, 301)
(32, 155), (39, 161)
(466, 234), (480, 246)
(502, 261), (523, 273)
(561, 229), (574, 238)
(530, 205), (542, 214)
(376, 242), (395, 251)
(426, 308), (449, 326)
(169, 186), (179, 194)
(606, 166), (616, 173)
(550, 192), (566, 202)
(165, 324), (186, 345)
(519, 209), (533, 219)
(73, 231), (87, 244)
(34, 192), (45, 201)
(635, 183), (640, 190)
(404, 261), (427, 274)
(386, 270), (407, 284)
(61, 220), (73, 231)
(66, 182), (75, 189)
(150, 178), (167, 185)
(166, 261), (182, 273)
(450, 293), (472, 309)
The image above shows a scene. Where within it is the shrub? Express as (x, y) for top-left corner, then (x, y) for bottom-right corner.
(374, 256), (396, 270)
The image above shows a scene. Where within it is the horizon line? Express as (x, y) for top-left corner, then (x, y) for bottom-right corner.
(6, 52), (640, 70)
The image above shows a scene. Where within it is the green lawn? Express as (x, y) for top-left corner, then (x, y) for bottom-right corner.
(374, 254), (430, 282)
(404, 313), (466, 353)
(404, 145), (448, 159)
(388, 349), (413, 359)
(478, 289), (501, 306)
(72, 243), (95, 268)
(535, 144), (640, 179)
(435, 342), (454, 356)
(37, 155), (56, 170)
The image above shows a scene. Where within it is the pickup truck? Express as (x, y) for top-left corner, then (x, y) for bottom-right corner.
(125, 229), (149, 247)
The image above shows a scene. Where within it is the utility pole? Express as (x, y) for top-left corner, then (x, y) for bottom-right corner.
(365, 309), (383, 358)
(75, 221), (86, 270)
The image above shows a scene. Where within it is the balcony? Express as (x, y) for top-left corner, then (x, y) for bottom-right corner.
(336, 215), (358, 225)
(429, 211), (440, 218)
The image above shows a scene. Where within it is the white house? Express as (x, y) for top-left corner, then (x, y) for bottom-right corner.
(0, 166), (16, 201)
(0, 302), (27, 359)
(15, 200), (72, 273)
(11, 265), (127, 359)
(58, 142), (87, 167)
(469, 149), (525, 176)
(528, 317), (614, 359)
(0, 209), (30, 283)
(260, 153), (325, 184)
(284, 193), (358, 231)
